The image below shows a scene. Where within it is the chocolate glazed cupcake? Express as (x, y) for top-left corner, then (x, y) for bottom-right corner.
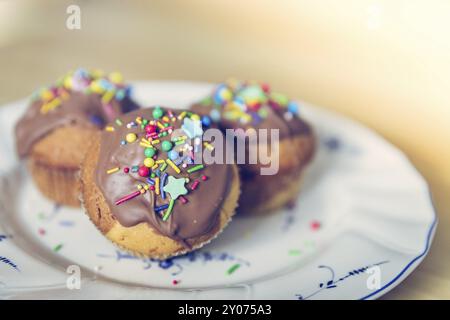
(15, 68), (139, 206)
(191, 80), (315, 215)
(80, 107), (240, 258)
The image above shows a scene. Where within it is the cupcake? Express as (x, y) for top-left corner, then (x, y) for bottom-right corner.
(15, 68), (139, 206)
(191, 80), (315, 215)
(80, 107), (240, 258)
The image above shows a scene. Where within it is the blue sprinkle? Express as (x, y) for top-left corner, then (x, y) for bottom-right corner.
(160, 173), (168, 199)
(155, 204), (169, 212)
(201, 115), (212, 127)
(287, 101), (299, 115)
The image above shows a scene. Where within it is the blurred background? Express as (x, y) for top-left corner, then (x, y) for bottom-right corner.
(0, 0), (449, 298)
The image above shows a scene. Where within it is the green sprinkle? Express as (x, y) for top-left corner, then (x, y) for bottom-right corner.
(153, 107), (163, 119)
(53, 243), (63, 252)
(187, 164), (204, 173)
(162, 199), (175, 221)
(161, 140), (173, 152)
(160, 162), (168, 172)
(38, 212), (46, 220)
(175, 140), (185, 145)
(289, 249), (302, 256)
(226, 263), (241, 275)
(115, 119), (123, 126)
(144, 147), (156, 158)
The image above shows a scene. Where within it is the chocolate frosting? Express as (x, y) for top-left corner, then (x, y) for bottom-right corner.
(95, 108), (233, 247)
(15, 69), (139, 158)
(190, 81), (314, 174)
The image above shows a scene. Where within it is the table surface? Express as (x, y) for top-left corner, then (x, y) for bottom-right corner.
(1, 0), (449, 299)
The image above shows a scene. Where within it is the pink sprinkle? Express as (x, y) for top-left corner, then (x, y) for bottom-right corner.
(179, 196), (188, 204)
(38, 228), (46, 236)
(172, 279), (179, 285)
(191, 180), (200, 190)
(310, 220), (321, 231)
(201, 175), (208, 181)
(115, 190), (141, 205)
(150, 185), (155, 191)
(123, 167), (130, 173)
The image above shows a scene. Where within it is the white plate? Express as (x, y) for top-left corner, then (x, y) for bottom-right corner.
(0, 81), (436, 299)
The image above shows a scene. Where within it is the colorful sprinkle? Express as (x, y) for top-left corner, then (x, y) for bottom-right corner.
(187, 164), (204, 173)
(138, 166), (150, 177)
(166, 159), (181, 174)
(143, 157), (155, 168)
(53, 243), (64, 252)
(310, 220), (321, 231)
(144, 147), (156, 158)
(191, 180), (200, 190)
(226, 263), (241, 275)
(115, 190), (142, 205)
(106, 167), (120, 174)
(162, 199), (175, 221)
(125, 133), (137, 143)
(153, 107), (164, 119)
(161, 140), (173, 152)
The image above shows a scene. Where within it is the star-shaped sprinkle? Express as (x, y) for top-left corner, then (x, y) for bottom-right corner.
(163, 176), (188, 200)
(182, 117), (203, 139)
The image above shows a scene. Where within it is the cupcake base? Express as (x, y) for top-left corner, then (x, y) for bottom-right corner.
(25, 126), (98, 207)
(28, 158), (80, 207)
(237, 132), (315, 215)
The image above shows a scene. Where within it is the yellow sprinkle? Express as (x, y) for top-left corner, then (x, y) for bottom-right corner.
(105, 126), (115, 132)
(63, 76), (73, 89)
(40, 89), (54, 101)
(101, 90), (115, 104)
(136, 117), (142, 124)
(90, 80), (104, 94)
(144, 158), (155, 168)
(151, 164), (159, 170)
(126, 133), (137, 143)
(203, 142), (215, 151)
(155, 178), (160, 195)
(40, 98), (62, 114)
(156, 159), (165, 164)
(140, 142), (152, 148)
(109, 72), (123, 84)
(178, 111), (187, 120)
(162, 116), (170, 122)
(166, 159), (181, 174)
(156, 121), (165, 129)
(144, 184), (150, 190)
(106, 167), (120, 174)
(151, 139), (160, 145)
